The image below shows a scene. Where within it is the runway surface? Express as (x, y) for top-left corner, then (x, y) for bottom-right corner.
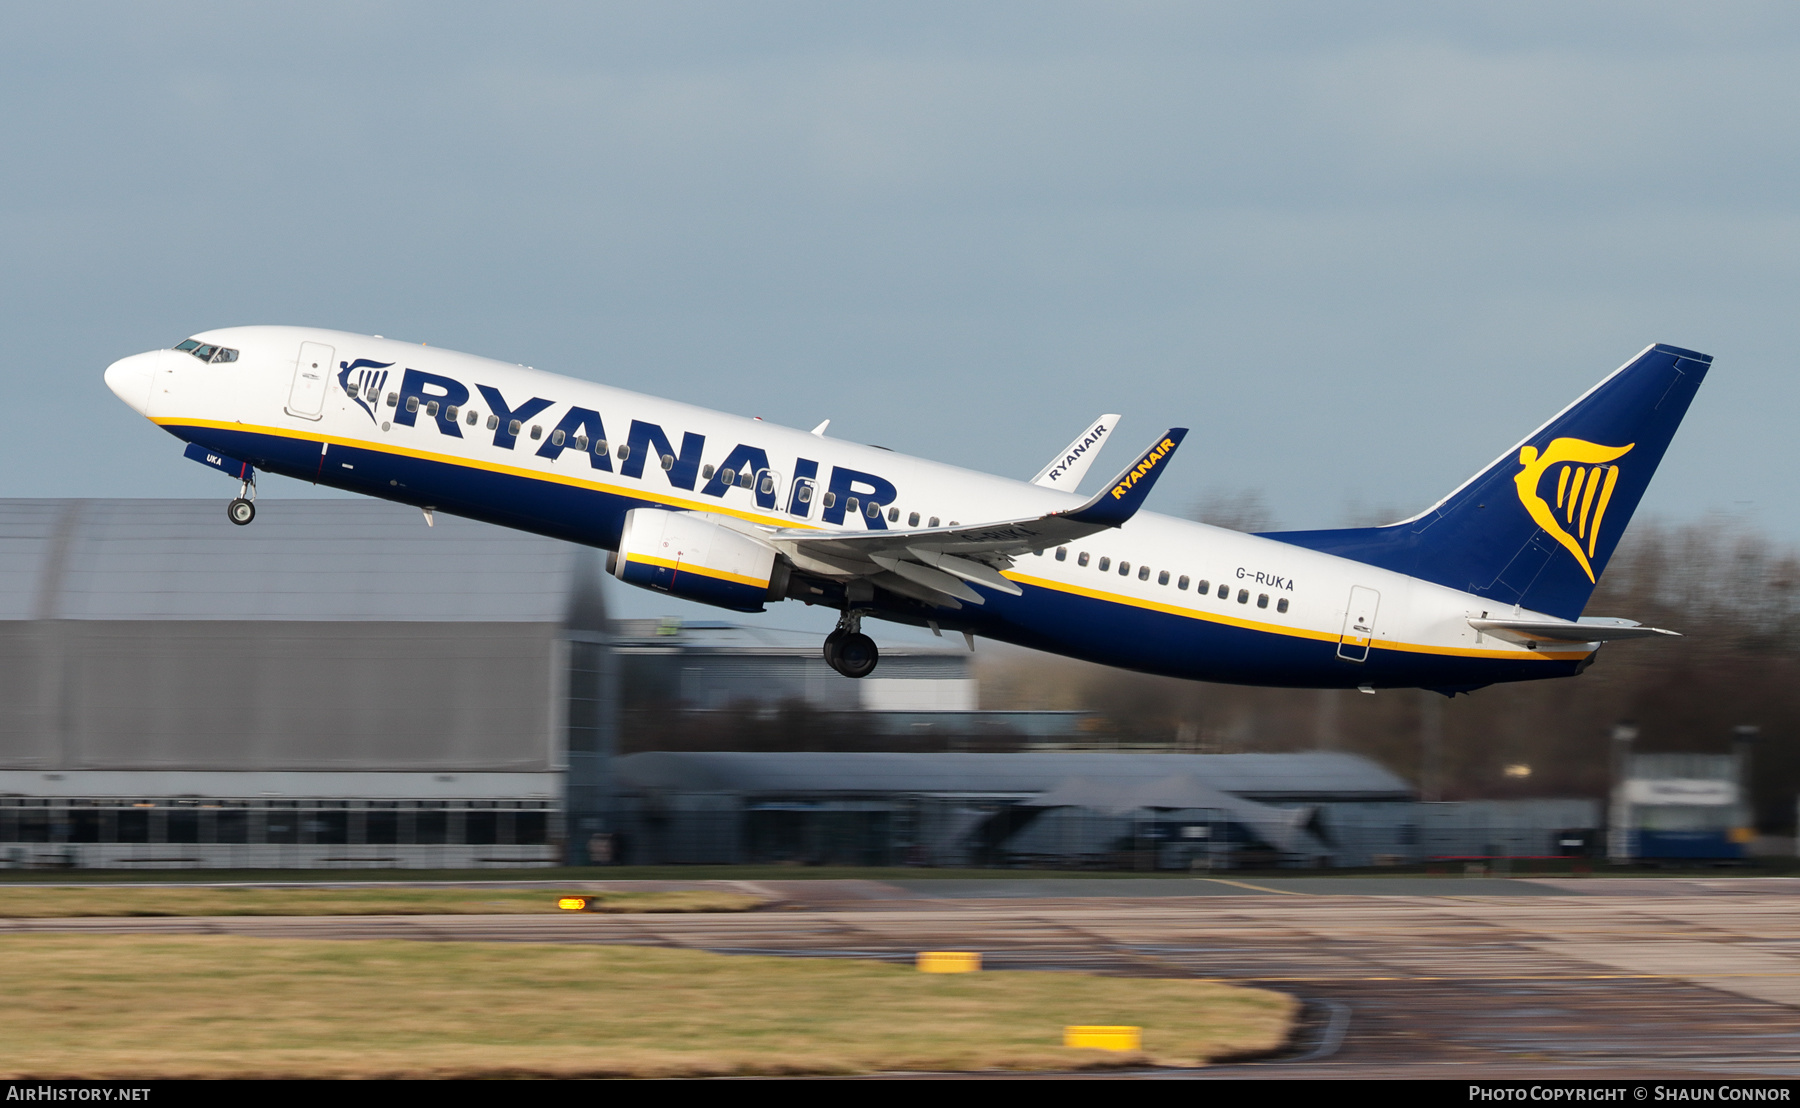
(9, 875), (1800, 1078)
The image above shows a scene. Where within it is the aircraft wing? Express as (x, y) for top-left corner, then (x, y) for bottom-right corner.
(767, 428), (1186, 608)
(1031, 413), (1121, 490)
(1467, 616), (1679, 645)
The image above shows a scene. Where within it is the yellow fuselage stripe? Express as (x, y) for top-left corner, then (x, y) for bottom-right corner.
(1000, 570), (1590, 662)
(168, 417), (1590, 665)
(626, 553), (768, 589)
(158, 416), (817, 532)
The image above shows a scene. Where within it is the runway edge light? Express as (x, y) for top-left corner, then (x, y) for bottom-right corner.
(916, 951), (980, 973)
(1064, 1026), (1141, 1052)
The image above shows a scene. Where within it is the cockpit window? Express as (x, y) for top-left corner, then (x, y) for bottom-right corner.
(173, 339), (238, 364)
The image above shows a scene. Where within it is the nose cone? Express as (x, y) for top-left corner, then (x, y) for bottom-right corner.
(104, 351), (160, 416)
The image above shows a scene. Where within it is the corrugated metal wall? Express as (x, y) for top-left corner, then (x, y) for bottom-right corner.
(0, 621), (558, 772)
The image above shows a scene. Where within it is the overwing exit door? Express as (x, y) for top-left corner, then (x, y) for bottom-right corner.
(1337, 586), (1381, 663)
(286, 341), (335, 420)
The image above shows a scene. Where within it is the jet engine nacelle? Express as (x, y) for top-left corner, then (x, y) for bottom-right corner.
(612, 507), (782, 613)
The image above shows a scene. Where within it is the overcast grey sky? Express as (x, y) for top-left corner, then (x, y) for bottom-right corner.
(8, 2), (1798, 570)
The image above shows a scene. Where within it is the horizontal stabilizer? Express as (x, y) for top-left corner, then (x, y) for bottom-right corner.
(1469, 616), (1679, 645)
(1031, 413), (1121, 490)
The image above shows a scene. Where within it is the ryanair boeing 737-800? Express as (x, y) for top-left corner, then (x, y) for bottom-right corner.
(102, 328), (1706, 693)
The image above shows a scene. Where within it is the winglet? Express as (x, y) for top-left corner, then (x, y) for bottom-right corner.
(1060, 428), (1187, 527)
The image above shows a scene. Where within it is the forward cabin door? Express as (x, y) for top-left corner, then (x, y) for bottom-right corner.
(1336, 586), (1381, 663)
(286, 341), (334, 420)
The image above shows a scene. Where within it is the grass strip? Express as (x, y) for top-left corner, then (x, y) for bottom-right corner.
(0, 887), (761, 917)
(0, 936), (1294, 1077)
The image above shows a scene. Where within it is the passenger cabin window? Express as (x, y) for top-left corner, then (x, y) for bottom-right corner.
(550, 430), (565, 446)
(1077, 552), (1090, 567)
(617, 445), (630, 460)
(823, 492), (836, 508)
(1139, 565), (1151, 581)
(1097, 557), (1111, 572)
(702, 464), (715, 480)
(424, 401), (439, 417)
(487, 414), (499, 430)
(909, 512), (920, 527)
(1118, 561), (1131, 576)
(798, 486), (813, 503)
(929, 517), (940, 528)
(531, 426), (543, 440)
(739, 469), (753, 488)
(1237, 589), (1249, 604)
(405, 397), (419, 412)
(386, 393), (398, 408)
(594, 439), (608, 455)
(508, 420), (522, 436)
(845, 497), (859, 513)
(867, 501), (880, 517)
(1178, 575), (1188, 589)
(1217, 583), (1228, 599)
(888, 507), (899, 522)
(466, 409), (478, 425)
(1158, 570), (1170, 585)
(1055, 548), (1067, 561)
(764, 476), (778, 495)
(1196, 579), (1209, 594)
(1257, 593), (1269, 609)
(1277, 598), (1290, 614)
(446, 405), (459, 420)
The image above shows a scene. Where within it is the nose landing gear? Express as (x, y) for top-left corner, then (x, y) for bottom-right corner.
(824, 610), (878, 678)
(227, 475), (257, 526)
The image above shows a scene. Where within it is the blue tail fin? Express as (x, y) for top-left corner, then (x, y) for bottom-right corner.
(1260, 343), (1711, 619)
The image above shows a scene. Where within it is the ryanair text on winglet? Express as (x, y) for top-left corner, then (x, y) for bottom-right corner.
(1111, 438), (1177, 500)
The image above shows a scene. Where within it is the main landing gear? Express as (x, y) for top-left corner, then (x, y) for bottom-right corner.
(824, 610), (878, 679)
(227, 475), (257, 526)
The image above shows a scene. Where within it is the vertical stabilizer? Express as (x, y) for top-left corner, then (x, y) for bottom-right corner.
(1260, 344), (1711, 619)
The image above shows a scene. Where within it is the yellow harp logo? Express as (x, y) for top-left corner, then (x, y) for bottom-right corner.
(1514, 437), (1634, 583)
